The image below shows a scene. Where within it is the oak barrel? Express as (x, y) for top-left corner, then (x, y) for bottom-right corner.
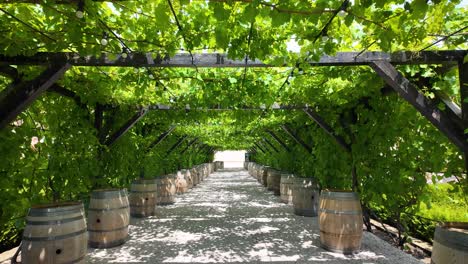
(21, 202), (87, 264)
(266, 168), (281, 195)
(129, 179), (157, 218)
(260, 166), (269, 187)
(319, 190), (363, 254)
(175, 171), (188, 194)
(431, 222), (468, 264)
(291, 178), (320, 216)
(182, 169), (193, 189)
(280, 173), (296, 204)
(190, 167), (199, 186)
(156, 175), (176, 205)
(88, 189), (130, 248)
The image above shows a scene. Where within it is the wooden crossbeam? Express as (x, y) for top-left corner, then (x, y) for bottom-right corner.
(166, 135), (187, 155)
(1, 51), (465, 68)
(266, 130), (290, 152)
(146, 125), (176, 152)
(370, 61), (467, 152)
(303, 108), (351, 152)
(263, 138), (279, 152)
(281, 125), (312, 153)
(0, 63), (71, 129)
(105, 108), (148, 146)
(180, 138), (199, 154)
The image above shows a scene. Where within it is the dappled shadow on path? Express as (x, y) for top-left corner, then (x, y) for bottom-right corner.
(87, 169), (421, 264)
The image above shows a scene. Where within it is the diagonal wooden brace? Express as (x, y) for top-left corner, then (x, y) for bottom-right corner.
(303, 108), (351, 152)
(167, 135), (188, 155)
(266, 130), (290, 152)
(146, 125), (176, 152)
(0, 63), (71, 129)
(370, 61), (468, 152)
(281, 125), (312, 153)
(105, 108), (148, 146)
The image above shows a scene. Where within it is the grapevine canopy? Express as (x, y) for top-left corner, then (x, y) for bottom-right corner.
(0, 0), (467, 150)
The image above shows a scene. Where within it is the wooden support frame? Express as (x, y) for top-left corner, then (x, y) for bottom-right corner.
(180, 138), (199, 154)
(0, 63), (71, 129)
(303, 108), (351, 152)
(105, 108), (148, 146)
(166, 135), (187, 155)
(370, 61), (467, 152)
(254, 142), (267, 153)
(146, 125), (176, 152)
(266, 130), (290, 152)
(263, 138), (279, 153)
(1, 50), (464, 68)
(459, 59), (468, 169)
(281, 124), (312, 153)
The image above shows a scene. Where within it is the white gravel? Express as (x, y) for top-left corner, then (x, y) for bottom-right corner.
(86, 168), (423, 264)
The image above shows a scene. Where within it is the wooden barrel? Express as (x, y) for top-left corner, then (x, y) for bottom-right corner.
(190, 167), (199, 186)
(431, 222), (468, 264)
(156, 175), (176, 205)
(129, 179), (157, 218)
(181, 169), (193, 189)
(280, 173), (296, 204)
(21, 202), (87, 264)
(260, 166), (269, 187)
(266, 168), (281, 195)
(175, 171), (188, 194)
(291, 178), (320, 216)
(319, 190), (363, 254)
(88, 189), (130, 248)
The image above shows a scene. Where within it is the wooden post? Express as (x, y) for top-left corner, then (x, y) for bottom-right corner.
(459, 59), (468, 173)
(263, 138), (279, 153)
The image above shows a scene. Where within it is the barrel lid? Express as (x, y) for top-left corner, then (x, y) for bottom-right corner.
(29, 201), (83, 216)
(91, 188), (128, 198)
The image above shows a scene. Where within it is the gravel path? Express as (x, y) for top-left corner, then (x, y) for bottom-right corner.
(86, 168), (422, 264)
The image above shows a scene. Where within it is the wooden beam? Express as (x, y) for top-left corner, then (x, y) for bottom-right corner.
(459, 59), (468, 170)
(263, 138), (279, 153)
(266, 130), (290, 152)
(281, 124), (312, 153)
(0, 65), (20, 81)
(180, 138), (199, 154)
(0, 63), (71, 129)
(303, 108), (351, 152)
(146, 125), (176, 152)
(105, 108), (148, 146)
(166, 136), (187, 155)
(254, 142), (267, 153)
(149, 104), (304, 111)
(1, 50), (465, 68)
(370, 61), (467, 152)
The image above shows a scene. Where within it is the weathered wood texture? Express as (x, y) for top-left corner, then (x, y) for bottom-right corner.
(0, 63), (71, 129)
(1, 51), (464, 67)
(370, 61), (467, 152)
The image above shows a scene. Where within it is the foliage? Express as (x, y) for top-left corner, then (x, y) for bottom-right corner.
(0, 0), (467, 250)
